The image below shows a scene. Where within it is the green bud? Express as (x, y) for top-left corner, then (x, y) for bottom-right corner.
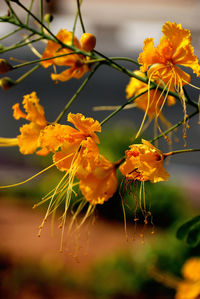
(0, 77), (16, 90)
(44, 13), (54, 23)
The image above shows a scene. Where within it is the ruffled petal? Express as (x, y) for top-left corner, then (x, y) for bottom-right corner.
(162, 21), (191, 50)
(67, 113), (101, 143)
(39, 124), (77, 152)
(120, 140), (170, 183)
(17, 123), (41, 155)
(53, 151), (75, 172)
(12, 103), (27, 120)
(79, 169), (118, 205)
(22, 92), (47, 127)
(138, 38), (161, 72)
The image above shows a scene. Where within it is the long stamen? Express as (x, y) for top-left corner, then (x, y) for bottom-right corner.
(0, 152), (74, 189)
(135, 71), (154, 139)
(93, 103), (137, 111)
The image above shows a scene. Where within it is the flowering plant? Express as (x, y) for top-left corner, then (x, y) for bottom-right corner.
(0, 0), (200, 275)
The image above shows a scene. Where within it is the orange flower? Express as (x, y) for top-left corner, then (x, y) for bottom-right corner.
(126, 70), (175, 119)
(176, 258), (200, 299)
(119, 139), (169, 183)
(77, 154), (118, 205)
(12, 92), (48, 156)
(39, 113), (101, 171)
(36, 115), (102, 249)
(41, 29), (90, 82)
(138, 22), (200, 89)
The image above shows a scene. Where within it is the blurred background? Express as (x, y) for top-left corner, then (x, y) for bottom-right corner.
(0, 0), (200, 298)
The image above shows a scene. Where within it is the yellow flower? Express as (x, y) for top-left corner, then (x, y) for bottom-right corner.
(176, 258), (200, 299)
(138, 22), (200, 89)
(119, 139), (169, 183)
(126, 70), (175, 119)
(11, 92), (48, 155)
(77, 154), (118, 205)
(41, 29), (90, 82)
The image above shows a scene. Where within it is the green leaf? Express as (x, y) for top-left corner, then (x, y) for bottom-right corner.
(176, 215), (200, 247)
(186, 224), (200, 246)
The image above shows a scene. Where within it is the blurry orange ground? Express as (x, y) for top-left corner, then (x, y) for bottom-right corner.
(0, 197), (136, 272)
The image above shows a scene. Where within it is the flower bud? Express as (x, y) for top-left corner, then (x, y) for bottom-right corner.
(0, 77), (15, 90)
(80, 33), (96, 52)
(0, 59), (13, 74)
(44, 13), (54, 23)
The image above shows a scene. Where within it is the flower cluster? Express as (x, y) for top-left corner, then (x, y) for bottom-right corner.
(0, 0), (200, 256)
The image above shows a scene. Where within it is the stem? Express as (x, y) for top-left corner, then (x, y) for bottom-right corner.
(85, 57), (140, 66)
(72, 0), (83, 43)
(93, 49), (198, 106)
(40, 0), (44, 33)
(54, 63), (101, 123)
(183, 86), (198, 108)
(12, 55), (139, 70)
(16, 0), (58, 41)
(164, 148), (200, 158)
(5, 0), (22, 24)
(1, 12), (96, 59)
(15, 64), (40, 84)
(100, 87), (154, 126)
(150, 109), (199, 143)
(0, 37), (43, 53)
(26, 0), (34, 25)
(77, 0), (85, 33)
(0, 27), (21, 41)
(13, 52), (77, 69)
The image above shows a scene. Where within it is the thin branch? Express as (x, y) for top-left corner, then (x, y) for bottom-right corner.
(164, 148), (200, 158)
(15, 64), (40, 84)
(76, 0), (85, 33)
(40, 0), (44, 33)
(100, 87), (154, 126)
(150, 109), (199, 143)
(12, 52), (78, 69)
(0, 27), (21, 41)
(54, 63), (101, 123)
(0, 37), (43, 53)
(25, 0), (34, 25)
